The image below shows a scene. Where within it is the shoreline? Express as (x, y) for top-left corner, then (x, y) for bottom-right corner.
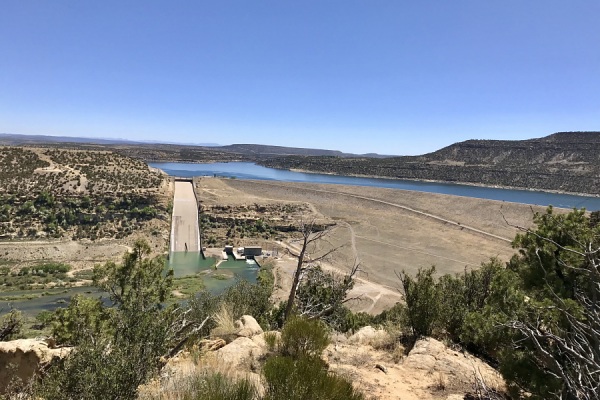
(287, 168), (600, 199)
(148, 160), (599, 199)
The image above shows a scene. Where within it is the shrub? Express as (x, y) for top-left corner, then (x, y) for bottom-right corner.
(398, 266), (441, 338)
(264, 332), (279, 352)
(263, 356), (363, 400)
(0, 309), (23, 340)
(141, 370), (258, 400)
(280, 316), (329, 359)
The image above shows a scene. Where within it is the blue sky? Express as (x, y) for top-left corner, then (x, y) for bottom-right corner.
(1, 1), (598, 155)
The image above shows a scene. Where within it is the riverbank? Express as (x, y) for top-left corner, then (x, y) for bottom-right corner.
(151, 160), (600, 198)
(194, 178), (543, 289)
(287, 167), (600, 199)
(150, 161), (600, 210)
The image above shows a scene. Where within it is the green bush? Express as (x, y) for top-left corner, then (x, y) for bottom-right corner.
(398, 266), (441, 338)
(0, 309), (23, 341)
(177, 371), (257, 400)
(280, 316), (329, 359)
(263, 356), (363, 400)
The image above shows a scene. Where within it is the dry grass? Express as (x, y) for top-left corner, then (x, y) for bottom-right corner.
(210, 304), (237, 339)
(138, 354), (260, 400)
(349, 350), (374, 367)
(431, 372), (447, 392)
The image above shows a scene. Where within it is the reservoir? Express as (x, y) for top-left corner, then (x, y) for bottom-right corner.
(150, 162), (600, 211)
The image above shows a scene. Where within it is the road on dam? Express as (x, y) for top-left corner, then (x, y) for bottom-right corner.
(170, 181), (200, 253)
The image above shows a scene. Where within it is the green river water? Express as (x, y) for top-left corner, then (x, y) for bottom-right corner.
(1, 252), (259, 317)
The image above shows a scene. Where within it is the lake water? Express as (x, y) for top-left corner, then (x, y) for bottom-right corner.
(150, 161), (600, 211)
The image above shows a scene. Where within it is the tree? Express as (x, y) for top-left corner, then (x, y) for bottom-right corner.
(397, 266), (441, 339)
(0, 309), (23, 341)
(464, 207), (600, 399)
(501, 207), (600, 399)
(284, 219), (359, 321)
(294, 264), (361, 330)
(37, 239), (208, 399)
(284, 219), (335, 321)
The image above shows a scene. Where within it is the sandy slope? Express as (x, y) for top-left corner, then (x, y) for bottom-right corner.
(196, 178), (556, 290)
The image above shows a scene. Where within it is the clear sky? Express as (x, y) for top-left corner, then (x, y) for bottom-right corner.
(1, 1), (598, 155)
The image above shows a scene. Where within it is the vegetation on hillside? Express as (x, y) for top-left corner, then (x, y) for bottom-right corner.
(259, 132), (600, 195)
(2, 204), (599, 399)
(0, 191), (164, 240)
(0, 146), (167, 240)
(395, 207), (600, 399)
(2, 239), (362, 399)
(199, 203), (309, 246)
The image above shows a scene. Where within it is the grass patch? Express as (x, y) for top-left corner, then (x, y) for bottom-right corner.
(212, 273), (231, 281)
(172, 275), (206, 297)
(73, 269), (94, 280)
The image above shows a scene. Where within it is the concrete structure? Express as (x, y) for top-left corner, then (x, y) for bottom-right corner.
(243, 246), (262, 258)
(170, 181), (200, 253)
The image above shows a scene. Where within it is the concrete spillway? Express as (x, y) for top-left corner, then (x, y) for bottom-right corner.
(170, 181), (200, 253)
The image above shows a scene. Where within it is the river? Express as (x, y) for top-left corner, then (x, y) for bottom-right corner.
(149, 162), (600, 211)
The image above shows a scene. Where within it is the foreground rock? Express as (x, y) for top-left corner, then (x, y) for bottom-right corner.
(0, 339), (71, 394)
(326, 333), (505, 400)
(235, 315), (263, 338)
(144, 322), (505, 400)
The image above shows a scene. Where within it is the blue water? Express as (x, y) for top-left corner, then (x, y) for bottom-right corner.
(150, 162), (600, 211)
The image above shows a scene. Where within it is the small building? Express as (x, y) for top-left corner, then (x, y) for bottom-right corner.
(224, 245), (234, 255)
(243, 246), (262, 258)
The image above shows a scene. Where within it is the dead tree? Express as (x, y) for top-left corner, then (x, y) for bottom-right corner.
(0, 309), (23, 341)
(284, 218), (343, 322)
(295, 262), (362, 324)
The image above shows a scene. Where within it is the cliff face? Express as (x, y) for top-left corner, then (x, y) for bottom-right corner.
(260, 132), (600, 195)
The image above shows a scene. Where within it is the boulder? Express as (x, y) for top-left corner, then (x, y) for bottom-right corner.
(0, 339), (71, 394)
(347, 326), (391, 347)
(214, 337), (266, 368)
(235, 315), (263, 338)
(198, 338), (227, 352)
(403, 338), (499, 386)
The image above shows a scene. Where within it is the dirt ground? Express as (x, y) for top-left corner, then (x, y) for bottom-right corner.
(0, 218), (170, 271)
(195, 178), (559, 313)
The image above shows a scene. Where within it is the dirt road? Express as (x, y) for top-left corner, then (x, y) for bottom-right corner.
(171, 181), (200, 252)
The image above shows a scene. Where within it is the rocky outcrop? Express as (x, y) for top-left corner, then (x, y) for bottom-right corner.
(0, 339), (71, 394)
(235, 315), (263, 338)
(214, 336), (267, 368)
(325, 330), (505, 400)
(347, 326), (391, 347)
(150, 322), (506, 400)
(403, 338), (500, 388)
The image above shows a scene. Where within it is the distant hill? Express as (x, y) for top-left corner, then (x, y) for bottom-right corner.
(0, 133), (219, 147)
(215, 143), (392, 158)
(0, 133), (390, 158)
(0, 133), (144, 145)
(4, 131), (600, 195)
(260, 132), (600, 195)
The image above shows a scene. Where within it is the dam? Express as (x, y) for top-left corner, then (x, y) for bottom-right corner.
(167, 178), (259, 291)
(170, 179), (200, 253)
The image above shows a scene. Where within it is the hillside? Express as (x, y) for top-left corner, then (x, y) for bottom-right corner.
(0, 146), (169, 241)
(5, 131), (600, 194)
(0, 133), (390, 160)
(260, 131), (600, 195)
(216, 143), (391, 158)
